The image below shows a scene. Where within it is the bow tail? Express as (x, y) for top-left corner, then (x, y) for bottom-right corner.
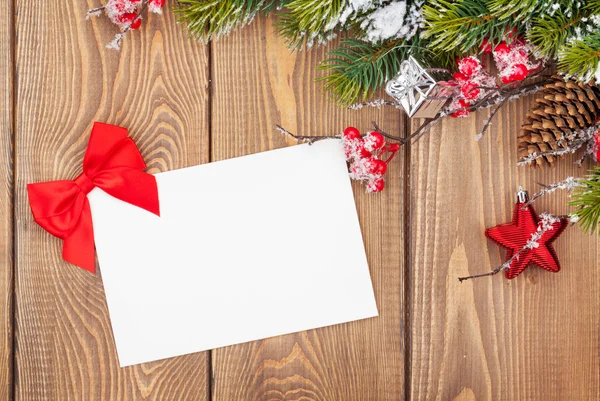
(62, 200), (96, 273)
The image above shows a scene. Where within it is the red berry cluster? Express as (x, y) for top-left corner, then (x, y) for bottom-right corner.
(447, 56), (497, 118)
(342, 127), (400, 193)
(93, 0), (165, 31)
(485, 36), (540, 84)
(445, 28), (542, 119)
(594, 134), (600, 162)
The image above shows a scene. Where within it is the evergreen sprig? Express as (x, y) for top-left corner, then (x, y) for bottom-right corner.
(487, 0), (577, 24)
(559, 32), (600, 81)
(174, 0), (288, 42)
(422, 0), (509, 53)
(276, 0), (343, 48)
(174, 0), (600, 104)
(570, 167), (600, 236)
(527, 8), (584, 58)
(318, 38), (410, 106)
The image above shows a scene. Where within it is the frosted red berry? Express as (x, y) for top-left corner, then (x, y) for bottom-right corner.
(130, 16), (142, 29)
(368, 178), (385, 193)
(364, 131), (385, 151)
(510, 63), (528, 81)
(458, 57), (481, 77)
(357, 142), (372, 159)
(461, 82), (480, 100)
(493, 43), (510, 56)
(118, 12), (142, 29)
(364, 157), (387, 175)
(451, 99), (470, 118)
(453, 72), (468, 82)
(343, 126), (361, 140)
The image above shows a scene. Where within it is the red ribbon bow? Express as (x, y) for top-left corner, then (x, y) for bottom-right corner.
(27, 122), (160, 273)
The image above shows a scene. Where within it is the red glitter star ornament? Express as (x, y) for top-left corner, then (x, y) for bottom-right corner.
(486, 188), (568, 279)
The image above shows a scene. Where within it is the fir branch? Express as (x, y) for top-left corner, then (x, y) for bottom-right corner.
(318, 38), (412, 105)
(527, 7), (586, 58)
(488, 0), (578, 25)
(422, 0), (507, 53)
(174, 0), (287, 42)
(524, 177), (584, 207)
(276, 0), (343, 48)
(585, 0), (600, 15)
(558, 31), (600, 81)
(569, 166), (600, 235)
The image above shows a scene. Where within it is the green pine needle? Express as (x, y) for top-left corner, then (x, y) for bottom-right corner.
(570, 167), (600, 235)
(276, 0), (344, 49)
(422, 0), (508, 53)
(318, 38), (411, 106)
(527, 10), (584, 58)
(488, 0), (578, 23)
(174, 0), (287, 42)
(558, 32), (600, 81)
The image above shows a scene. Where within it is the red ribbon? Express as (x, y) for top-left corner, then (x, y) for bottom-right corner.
(27, 122), (160, 273)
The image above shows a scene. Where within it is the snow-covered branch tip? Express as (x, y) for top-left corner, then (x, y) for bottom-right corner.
(275, 125), (337, 144)
(348, 99), (403, 110)
(524, 177), (585, 207)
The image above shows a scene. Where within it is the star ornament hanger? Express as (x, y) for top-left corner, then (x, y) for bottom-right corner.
(460, 187), (569, 282)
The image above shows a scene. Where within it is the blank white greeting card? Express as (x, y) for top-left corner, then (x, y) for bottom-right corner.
(87, 140), (378, 367)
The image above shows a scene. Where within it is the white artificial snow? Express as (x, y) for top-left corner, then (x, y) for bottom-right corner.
(360, 1), (423, 43)
(338, 0), (376, 26)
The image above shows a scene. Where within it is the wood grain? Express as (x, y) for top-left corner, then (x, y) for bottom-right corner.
(410, 92), (600, 400)
(210, 16), (406, 401)
(14, 1), (210, 399)
(0, 0), (13, 399)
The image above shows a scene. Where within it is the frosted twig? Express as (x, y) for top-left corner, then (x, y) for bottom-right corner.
(458, 213), (569, 282)
(524, 177), (584, 207)
(86, 6), (105, 19)
(277, 122), (405, 144)
(409, 78), (553, 145)
(475, 97), (507, 141)
(576, 139), (597, 167)
(275, 125), (335, 144)
(348, 99), (402, 110)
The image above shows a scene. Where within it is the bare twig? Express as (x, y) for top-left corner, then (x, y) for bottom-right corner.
(370, 121), (404, 141)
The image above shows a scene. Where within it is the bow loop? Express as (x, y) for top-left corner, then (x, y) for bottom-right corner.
(27, 123), (160, 273)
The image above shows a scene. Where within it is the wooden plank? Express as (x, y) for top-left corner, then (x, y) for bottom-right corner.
(410, 93), (600, 399)
(14, 2), (210, 399)
(0, 0), (13, 399)
(211, 16), (406, 401)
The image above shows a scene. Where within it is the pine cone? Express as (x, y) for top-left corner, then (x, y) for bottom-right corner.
(518, 76), (600, 166)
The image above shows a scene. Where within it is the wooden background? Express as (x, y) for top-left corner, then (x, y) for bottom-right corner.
(1, 1), (598, 400)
